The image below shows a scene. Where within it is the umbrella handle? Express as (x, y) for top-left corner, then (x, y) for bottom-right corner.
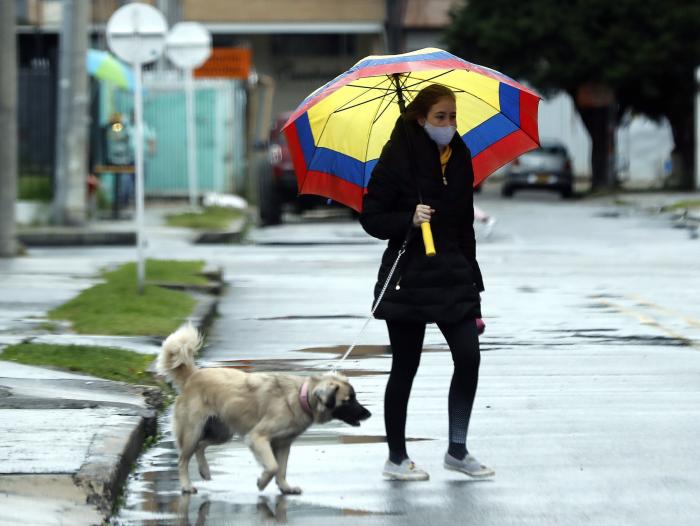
(421, 222), (436, 257)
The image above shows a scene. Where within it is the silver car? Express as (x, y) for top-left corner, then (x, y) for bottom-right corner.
(502, 141), (574, 198)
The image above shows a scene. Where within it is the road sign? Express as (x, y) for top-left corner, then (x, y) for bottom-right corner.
(166, 22), (212, 70)
(106, 3), (167, 65)
(106, 3), (168, 293)
(166, 22), (212, 209)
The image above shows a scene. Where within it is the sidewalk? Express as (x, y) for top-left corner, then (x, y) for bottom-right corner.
(0, 202), (246, 525)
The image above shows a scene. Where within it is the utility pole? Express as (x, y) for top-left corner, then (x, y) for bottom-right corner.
(53, 0), (89, 225)
(0, 0), (18, 257)
(385, 0), (405, 53)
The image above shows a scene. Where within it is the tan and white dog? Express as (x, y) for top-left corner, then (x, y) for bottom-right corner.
(157, 325), (371, 494)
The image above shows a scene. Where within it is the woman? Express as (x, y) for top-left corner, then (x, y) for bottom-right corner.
(360, 84), (494, 481)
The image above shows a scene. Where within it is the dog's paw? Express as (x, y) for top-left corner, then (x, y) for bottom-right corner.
(199, 466), (211, 481)
(181, 485), (198, 494)
(280, 485), (302, 495)
(257, 474), (274, 491)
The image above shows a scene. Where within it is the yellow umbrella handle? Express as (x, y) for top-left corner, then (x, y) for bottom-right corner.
(421, 222), (436, 257)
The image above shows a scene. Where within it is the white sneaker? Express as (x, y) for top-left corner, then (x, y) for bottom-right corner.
(382, 459), (430, 481)
(444, 453), (495, 478)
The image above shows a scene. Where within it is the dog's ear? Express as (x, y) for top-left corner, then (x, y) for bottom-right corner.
(313, 382), (339, 410)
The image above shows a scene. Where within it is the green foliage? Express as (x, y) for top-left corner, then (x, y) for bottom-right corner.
(660, 199), (700, 212)
(1, 343), (157, 385)
(48, 259), (206, 335)
(18, 175), (53, 201)
(165, 206), (244, 231)
(445, 0), (700, 118)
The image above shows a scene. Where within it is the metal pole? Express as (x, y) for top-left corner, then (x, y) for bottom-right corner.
(695, 66), (700, 190)
(185, 68), (198, 209)
(0, 0), (17, 257)
(134, 65), (146, 293)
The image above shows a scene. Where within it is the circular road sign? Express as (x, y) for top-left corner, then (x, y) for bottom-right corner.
(165, 22), (212, 70)
(106, 3), (168, 65)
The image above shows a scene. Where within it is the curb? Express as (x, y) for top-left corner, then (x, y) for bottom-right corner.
(73, 405), (157, 517)
(17, 229), (136, 247)
(192, 213), (249, 245)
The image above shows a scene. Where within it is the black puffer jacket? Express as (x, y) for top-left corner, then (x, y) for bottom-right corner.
(359, 116), (484, 323)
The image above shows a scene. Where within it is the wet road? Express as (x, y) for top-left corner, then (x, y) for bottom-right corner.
(113, 192), (700, 525)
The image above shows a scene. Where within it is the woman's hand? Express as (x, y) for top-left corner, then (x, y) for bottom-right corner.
(413, 204), (435, 227)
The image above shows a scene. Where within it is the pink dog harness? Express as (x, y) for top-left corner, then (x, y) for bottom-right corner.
(299, 380), (313, 416)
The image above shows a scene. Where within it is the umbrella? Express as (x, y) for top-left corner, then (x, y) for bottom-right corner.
(86, 49), (135, 91)
(282, 47), (541, 212)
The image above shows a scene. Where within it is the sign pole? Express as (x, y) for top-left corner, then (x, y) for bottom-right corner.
(165, 22), (212, 209)
(133, 64), (146, 293)
(106, 3), (167, 294)
(185, 68), (198, 209)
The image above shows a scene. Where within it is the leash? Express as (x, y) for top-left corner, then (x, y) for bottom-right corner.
(330, 238), (408, 375)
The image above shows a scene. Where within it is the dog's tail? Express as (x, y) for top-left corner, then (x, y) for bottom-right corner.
(157, 324), (202, 390)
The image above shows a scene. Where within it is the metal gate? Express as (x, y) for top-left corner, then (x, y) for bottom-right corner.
(102, 70), (247, 197)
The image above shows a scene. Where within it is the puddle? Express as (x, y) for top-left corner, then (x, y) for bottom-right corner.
(298, 344), (391, 357)
(251, 314), (365, 321)
(517, 286), (538, 293)
(115, 417), (407, 524)
(338, 434), (430, 444)
(565, 333), (691, 347)
(589, 293), (624, 299)
(542, 328), (618, 333)
(298, 344), (449, 356)
(217, 358), (386, 377)
(583, 302), (618, 311)
(595, 211), (622, 218)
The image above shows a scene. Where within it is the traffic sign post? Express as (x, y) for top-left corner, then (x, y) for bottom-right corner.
(166, 22), (212, 210)
(106, 3), (167, 294)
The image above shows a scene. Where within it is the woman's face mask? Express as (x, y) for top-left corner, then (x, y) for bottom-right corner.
(423, 121), (456, 147)
(420, 97), (457, 147)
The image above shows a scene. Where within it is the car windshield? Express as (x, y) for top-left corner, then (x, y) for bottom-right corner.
(538, 144), (567, 156)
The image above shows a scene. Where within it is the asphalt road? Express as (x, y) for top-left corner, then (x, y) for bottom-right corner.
(114, 191), (700, 526)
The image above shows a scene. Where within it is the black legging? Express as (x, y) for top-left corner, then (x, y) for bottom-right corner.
(385, 318), (481, 462)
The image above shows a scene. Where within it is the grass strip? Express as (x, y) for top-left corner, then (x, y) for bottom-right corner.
(165, 206), (244, 230)
(1, 343), (158, 385)
(660, 199), (700, 212)
(48, 259), (206, 336)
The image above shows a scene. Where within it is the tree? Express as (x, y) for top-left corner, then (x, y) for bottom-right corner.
(444, 0), (700, 190)
(0, 0), (17, 256)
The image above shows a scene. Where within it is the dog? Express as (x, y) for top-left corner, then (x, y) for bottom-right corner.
(157, 325), (372, 495)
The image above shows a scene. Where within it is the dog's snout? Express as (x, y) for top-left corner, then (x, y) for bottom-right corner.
(332, 399), (372, 426)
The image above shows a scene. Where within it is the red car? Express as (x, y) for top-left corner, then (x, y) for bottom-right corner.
(258, 112), (327, 225)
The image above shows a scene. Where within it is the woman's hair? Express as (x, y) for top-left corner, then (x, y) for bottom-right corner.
(403, 84), (456, 122)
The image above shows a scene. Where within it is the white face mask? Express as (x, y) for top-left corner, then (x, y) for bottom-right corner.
(422, 121), (456, 147)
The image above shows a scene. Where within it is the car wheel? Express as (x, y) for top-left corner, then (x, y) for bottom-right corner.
(501, 186), (514, 198)
(258, 165), (282, 226)
(560, 185), (573, 199)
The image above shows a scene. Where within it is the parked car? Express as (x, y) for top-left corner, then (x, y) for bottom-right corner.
(258, 112), (326, 225)
(501, 141), (574, 198)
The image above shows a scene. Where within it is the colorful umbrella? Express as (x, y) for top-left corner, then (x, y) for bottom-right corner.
(283, 47), (541, 212)
(86, 49), (135, 91)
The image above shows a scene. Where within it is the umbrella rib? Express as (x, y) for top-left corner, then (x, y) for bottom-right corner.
(333, 77), (391, 113)
(333, 91), (397, 113)
(372, 88), (399, 125)
(361, 86), (395, 187)
(400, 70), (456, 91)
